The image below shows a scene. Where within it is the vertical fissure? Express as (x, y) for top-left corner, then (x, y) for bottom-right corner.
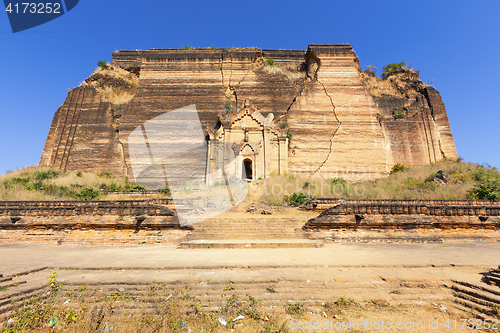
(311, 79), (342, 177)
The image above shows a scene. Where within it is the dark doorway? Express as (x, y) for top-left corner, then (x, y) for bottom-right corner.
(243, 159), (253, 179)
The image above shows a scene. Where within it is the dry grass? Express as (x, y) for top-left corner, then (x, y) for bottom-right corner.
(97, 85), (137, 105)
(259, 61), (306, 81)
(360, 67), (425, 98)
(256, 160), (500, 205)
(0, 166), (129, 201)
(80, 64), (139, 105)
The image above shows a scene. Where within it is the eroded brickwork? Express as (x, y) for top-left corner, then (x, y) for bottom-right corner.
(40, 44), (458, 183)
(303, 199), (500, 230)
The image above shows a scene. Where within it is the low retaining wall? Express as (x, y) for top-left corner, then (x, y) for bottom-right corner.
(302, 198), (500, 211)
(0, 199), (189, 230)
(303, 200), (500, 230)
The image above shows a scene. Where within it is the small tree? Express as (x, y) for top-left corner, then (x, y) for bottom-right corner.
(467, 180), (500, 200)
(97, 60), (107, 69)
(390, 163), (408, 174)
(382, 62), (406, 79)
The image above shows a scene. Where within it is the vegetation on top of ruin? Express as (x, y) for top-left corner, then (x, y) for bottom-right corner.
(181, 44), (196, 50)
(80, 62), (139, 105)
(0, 166), (170, 201)
(96, 60), (107, 69)
(177, 45), (261, 51)
(392, 109), (406, 119)
(360, 64), (425, 99)
(224, 100), (233, 111)
(256, 57), (307, 81)
(381, 62), (407, 79)
(264, 58), (279, 67)
(257, 159), (500, 206)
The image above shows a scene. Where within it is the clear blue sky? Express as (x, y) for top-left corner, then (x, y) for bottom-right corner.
(1, 0), (499, 175)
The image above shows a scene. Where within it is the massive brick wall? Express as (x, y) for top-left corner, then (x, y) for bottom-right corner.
(40, 44), (458, 184)
(40, 87), (125, 175)
(376, 86), (457, 166)
(287, 45), (389, 180)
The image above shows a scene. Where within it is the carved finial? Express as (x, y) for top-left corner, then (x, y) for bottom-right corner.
(244, 99), (250, 108)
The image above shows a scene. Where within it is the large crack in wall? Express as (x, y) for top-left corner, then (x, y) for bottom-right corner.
(311, 72), (342, 177)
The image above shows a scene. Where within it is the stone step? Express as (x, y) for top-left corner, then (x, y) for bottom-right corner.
(58, 280), (442, 293)
(188, 226), (305, 233)
(485, 276), (500, 287)
(189, 227), (304, 232)
(453, 296), (496, 318)
(192, 222), (307, 226)
(183, 234), (304, 241)
(452, 284), (500, 306)
(40, 287), (446, 308)
(0, 285), (49, 308)
(178, 241), (323, 249)
(452, 280), (500, 298)
(452, 290), (499, 311)
(451, 302), (485, 320)
(190, 225), (304, 230)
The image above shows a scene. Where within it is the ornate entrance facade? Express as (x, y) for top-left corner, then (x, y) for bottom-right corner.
(205, 100), (289, 184)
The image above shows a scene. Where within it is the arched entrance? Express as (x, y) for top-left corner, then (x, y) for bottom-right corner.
(243, 159), (253, 179)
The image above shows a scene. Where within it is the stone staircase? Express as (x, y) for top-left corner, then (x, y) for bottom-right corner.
(452, 266), (500, 319)
(0, 268), (49, 322)
(177, 217), (323, 249)
(0, 267), (452, 324)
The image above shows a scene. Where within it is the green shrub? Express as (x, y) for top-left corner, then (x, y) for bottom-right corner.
(158, 187), (171, 195)
(76, 171), (83, 177)
(264, 58), (279, 67)
(181, 44), (195, 50)
(284, 192), (308, 207)
(97, 60), (107, 69)
(97, 172), (114, 179)
(36, 170), (60, 180)
(123, 177), (146, 191)
(390, 163), (408, 174)
(467, 180), (500, 200)
(329, 177), (347, 186)
(125, 184), (146, 192)
(278, 122), (288, 129)
(11, 177), (31, 185)
(224, 100), (233, 111)
(471, 166), (499, 182)
(100, 181), (121, 191)
(382, 62), (406, 79)
(392, 109), (406, 119)
(74, 187), (100, 201)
